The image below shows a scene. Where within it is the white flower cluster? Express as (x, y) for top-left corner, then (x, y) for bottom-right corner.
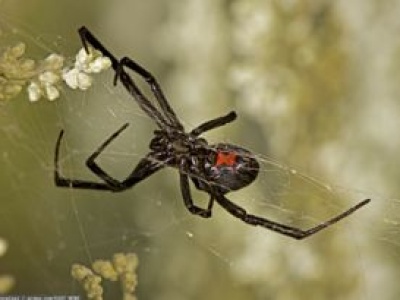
(0, 43), (34, 101)
(71, 252), (139, 300)
(27, 54), (64, 101)
(0, 42), (111, 102)
(28, 47), (111, 102)
(62, 48), (112, 91)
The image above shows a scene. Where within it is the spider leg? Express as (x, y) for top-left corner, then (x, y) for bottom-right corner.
(55, 130), (111, 190)
(78, 26), (119, 69)
(116, 57), (183, 130)
(215, 195), (370, 240)
(190, 111), (237, 136)
(180, 173), (215, 218)
(78, 26), (169, 129)
(55, 124), (164, 192)
(84, 123), (131, 187)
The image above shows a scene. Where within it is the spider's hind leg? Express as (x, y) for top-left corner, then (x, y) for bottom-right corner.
(180, 173), (214, 218)
(215, 194), (370, 240)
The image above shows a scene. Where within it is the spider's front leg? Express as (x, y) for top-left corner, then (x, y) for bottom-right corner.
(79, 26), (119, 69)
(79, 26), (168, 129)
(114, 56), (182, 129)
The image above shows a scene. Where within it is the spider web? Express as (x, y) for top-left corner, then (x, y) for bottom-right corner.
(1, 1), (400, 300)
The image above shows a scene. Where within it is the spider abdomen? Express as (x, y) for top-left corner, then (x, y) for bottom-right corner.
(191, 143), (259, 194)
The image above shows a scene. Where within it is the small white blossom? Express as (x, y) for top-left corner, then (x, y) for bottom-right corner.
(89, 56), (112, 73)
(42, 53), (64, 70)
(62, 68), (79, 89)
(62, 68), (93, 90)
(44, 84), (60, 100)
(27, 82), (42, 102)
(75, 48), (92, 67)
(38, 71), (60, 85)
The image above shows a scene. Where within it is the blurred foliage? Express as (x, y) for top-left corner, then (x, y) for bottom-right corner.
(230, 0), (349, 160)
(72, 252), (138, 300)
(0, 0), (399, 299)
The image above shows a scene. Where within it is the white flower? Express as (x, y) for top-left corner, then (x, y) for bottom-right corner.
(44, 84), (60, 100)
(27, 70), (62, 101)
(27, 81), (42, 102)
(43, 53), (64, 70)
(61, 47), (110, 91)
(88, 56), (112, 73)
(37, 46), (111, 97)
(62, 68), (93, 90)
(39, 71), (60, 85)
(75, 47), (111, 73)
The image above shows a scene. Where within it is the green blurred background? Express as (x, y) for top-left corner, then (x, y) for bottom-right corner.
(0, 0), (399, 299)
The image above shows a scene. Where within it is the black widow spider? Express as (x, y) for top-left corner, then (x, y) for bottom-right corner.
(54, 26), (370, 240)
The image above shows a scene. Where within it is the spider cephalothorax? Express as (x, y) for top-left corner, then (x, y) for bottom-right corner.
(54, 26), (370, 240)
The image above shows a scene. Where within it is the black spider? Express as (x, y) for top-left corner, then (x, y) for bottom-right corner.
(54, 26), (370, 240)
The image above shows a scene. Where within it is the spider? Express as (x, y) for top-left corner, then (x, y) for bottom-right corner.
(54, 26), (370, 240)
